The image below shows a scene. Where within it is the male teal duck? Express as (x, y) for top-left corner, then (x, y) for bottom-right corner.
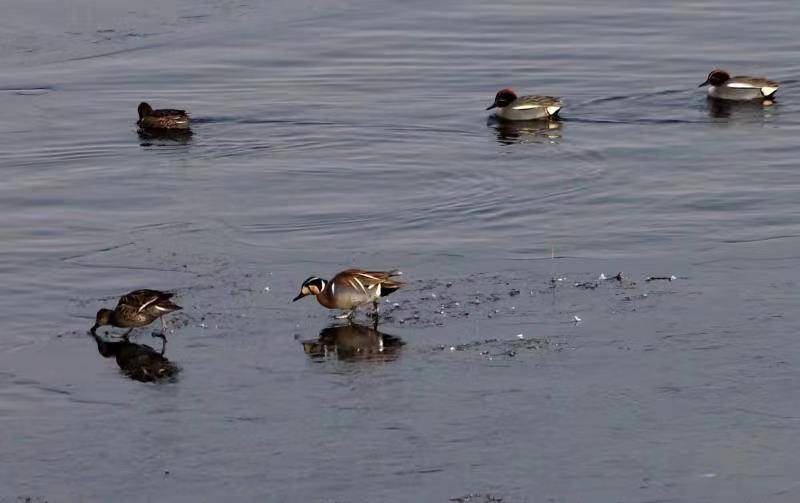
(293, 269), (404, 318)
(487, 89), (563, 121)
(91, 289), (182, 338)
(699, 69), (780, 101)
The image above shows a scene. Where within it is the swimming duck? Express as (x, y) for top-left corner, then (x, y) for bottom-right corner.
(486, 89), (563, 121)
(699, 69), (780, 101)
(91, 289), (182, 338)
(293, 269), (404, 318)
(137, 102), (191, 130)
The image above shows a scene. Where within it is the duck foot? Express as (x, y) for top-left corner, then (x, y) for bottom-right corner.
(151, 332), (167, 355)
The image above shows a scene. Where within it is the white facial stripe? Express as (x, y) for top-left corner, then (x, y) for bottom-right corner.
(330, 282), (335, 295)
(154, 305), (169, 311)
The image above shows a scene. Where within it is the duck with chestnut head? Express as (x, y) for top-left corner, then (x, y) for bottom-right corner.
(487, 88), (563, 121)
(699, 69), (779, 101)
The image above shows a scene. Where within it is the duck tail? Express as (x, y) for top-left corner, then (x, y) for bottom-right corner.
(157, 300), (183, 312)
(380, 279), (405, 296)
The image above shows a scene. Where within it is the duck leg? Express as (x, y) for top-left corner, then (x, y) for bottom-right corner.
(152, 332), (167, 355)
(371, 300), (380, 321)
(153, 317), (170, 342)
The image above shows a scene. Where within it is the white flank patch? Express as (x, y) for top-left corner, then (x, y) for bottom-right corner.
(761, 86), (777, 96)
(727, 82), (757, 88)
(512, 104), (542, 110)
(546, 106), (561, 115)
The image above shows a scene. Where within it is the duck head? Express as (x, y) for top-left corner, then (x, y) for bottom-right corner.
(487, 88), (518, 110)
(699, 69), (730, 87)
(138, 102), (154, 119)
(91, 308), (114, 334)
(293, 277), (327, 302)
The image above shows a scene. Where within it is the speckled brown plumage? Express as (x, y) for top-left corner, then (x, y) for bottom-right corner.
(91, 289), (182, 337)
(137, 102), (191, 130)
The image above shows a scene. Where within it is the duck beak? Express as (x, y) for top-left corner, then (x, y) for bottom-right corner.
(292, 293), (306, 302)
(698, 79), (709, 87)
(486, 103), (497, 110)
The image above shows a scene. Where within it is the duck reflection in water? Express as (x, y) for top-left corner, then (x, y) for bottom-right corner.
(91, 332), (179, 382)
(301, 322), (404, 362)
(137, 128), (193, 146)
(488, 117), (563, 145)
(706, 97), (777, 121)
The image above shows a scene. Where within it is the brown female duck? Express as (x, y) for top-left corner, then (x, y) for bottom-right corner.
(91, 289), (182, 338)
(137, 102), (191, 130)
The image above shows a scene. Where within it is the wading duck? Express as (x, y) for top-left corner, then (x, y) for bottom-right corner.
(293, 269), (404, 319)
(91, 289), (182, 338)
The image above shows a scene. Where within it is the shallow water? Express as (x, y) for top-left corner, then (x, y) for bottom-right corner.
(2, 0), (800, 501)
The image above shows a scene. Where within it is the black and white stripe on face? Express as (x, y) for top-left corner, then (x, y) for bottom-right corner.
(302, 277), (326, 294)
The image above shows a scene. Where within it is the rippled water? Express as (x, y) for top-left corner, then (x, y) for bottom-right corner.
(2, 0), (800, 501)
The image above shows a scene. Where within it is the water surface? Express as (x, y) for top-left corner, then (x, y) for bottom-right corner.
(2, 0), (800, 501)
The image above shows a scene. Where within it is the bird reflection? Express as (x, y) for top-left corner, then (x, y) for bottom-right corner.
(706, 97), (777, 121)
(138, 129), (193, 146)
(488, 117), (563, 145)
(91, 333), (179, 382)
(301, 322), (404, 362)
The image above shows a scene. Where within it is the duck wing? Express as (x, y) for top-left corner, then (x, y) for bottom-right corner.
(150, 108), (188, 118)
(336, 269), (405, 295)
(729, 76), (780, 88)
(117, 289), (173, 313)
(511, 95), (562, 110)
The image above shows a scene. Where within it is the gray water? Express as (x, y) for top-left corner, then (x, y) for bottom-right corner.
(2, 0), (800, 501)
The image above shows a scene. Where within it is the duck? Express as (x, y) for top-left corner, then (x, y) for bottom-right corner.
(91, 289), (182, 338)
(137, 102), (191, 130)
(486, 89), (563, 121)
(699, 69), (780, 101)
(293, 269), (404, 318)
